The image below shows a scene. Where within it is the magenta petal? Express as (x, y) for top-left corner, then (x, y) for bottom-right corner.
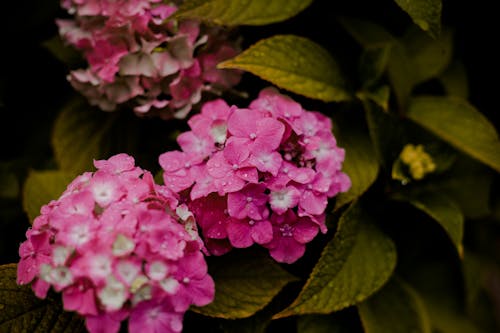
(293, 219), (319, 244)
(177, 131), (212, 161)
(227, 220), (253, 248)
(224, 139), (250, 165)
(129, 301), (183, 333)
(299, 190), (328, 216)
(205, 238), (232, 256)
(205, 219), (228, 239)
(249, 151), (282, 176)
(268, 237), (305, 264)
(179, 252), (208, 279)
(251, 220), (273, 245)
(206, 152), (231, 178)
(32, 278), (51, 299)
(17, 256), (37, 285)
(62, 284), (98, 316)
(159, 151), (185, 172)
(254, 118), (285, 152)
(227, 192), (247, 219)
(235, 167), (258, 183)
(85, 312), (125, 333)
(164, 168), (194, 192)
(288, 167), (315, 184)
(186, 275), (215, 307)
(227, 108), (260, 137)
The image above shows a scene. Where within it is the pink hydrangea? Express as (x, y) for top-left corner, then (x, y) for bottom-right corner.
(17, 154), (214, 333)
(57, 0), (241, 119)
(159, 88), (351, 263)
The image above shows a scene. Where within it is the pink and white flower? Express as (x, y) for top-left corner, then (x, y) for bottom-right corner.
(57, 0), (242, 118)
(17, 154), (214, 333)
(159, 88), (351, 263)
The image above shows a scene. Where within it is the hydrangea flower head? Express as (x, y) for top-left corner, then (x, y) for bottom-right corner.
(17, 153), (214, 333)
(160, 88), (351, 263)
(57, 0), (242, 119)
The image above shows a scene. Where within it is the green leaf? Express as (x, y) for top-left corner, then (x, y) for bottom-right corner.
(0, 264), (85, 333)
(356, 86), (390, 112)
(404, 262), (483, 333)
(439, 61), (469, 99)
(393, 0), (442, 38)
(358, 278), (432, 333)
(22, 170), (73, 222)
(52, 98), (116, 174)
(338, 18), (395, 48)
(333, 114), (379, 210)
(393, 190), (464, 256)
(52, 98), (137, 175)
(340, 18), (416, 108)
(218, 35), (350, 102)
(359, 46), (392, 88)
(407, 96), (500, 173)
(42, 35), (83, 67)
(192, 250), (296, 319)
(402, 27), (453, 84)
(172, 0), (313, 26)
(274, 202), (397, 318)
(432, 156), (493, 219)
(364, 101), (407, 168)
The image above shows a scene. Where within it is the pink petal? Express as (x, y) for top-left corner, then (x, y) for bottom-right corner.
(254, 117), (285, 152)
(227, 220), (253, 248)
(206, 152), (231, 178)
(268, 237), (305, 264)
(251, 220), (273, 245)
(227, 108), (260, 138)
(299, 191), (328, 216)
(293, 218), (319, 244)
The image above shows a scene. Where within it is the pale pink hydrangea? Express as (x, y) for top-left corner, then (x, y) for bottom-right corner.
(57, 0), (241, 119)
(159, 88), (351, 263)
(17, 154), (214, 333)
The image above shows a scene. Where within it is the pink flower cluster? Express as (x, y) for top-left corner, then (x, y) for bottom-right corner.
(159, 88), (351, 263)
(17, 154), (214, 333)
(57, 0), (241, 118)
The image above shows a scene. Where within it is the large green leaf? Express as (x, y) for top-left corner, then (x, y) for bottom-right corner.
(430, 156), (493, 219)
(439, 61), (469, 99)
(393, 190), (464, 256)
(393, 0), (442, 38)
(407, 96), (500, 173)
(172, 0), (313, 26)
(405, 262), (482, 333)
(358, 278), (431, 333)
(22, 170), (73, 222)
(192, 250), (296, 319)
(218, 35), (350, 102)
(339, 18), (416, 109)
(0, 264), (85, 333)
(274, 202), (397, 318)
(338, 18), (395, 48)
(364, 101), (407, 169)
(333, 115), (379, 210)
(52, 98), (136, 175)
(358, 46), (392, 89)
(402, 27), (453, 84)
